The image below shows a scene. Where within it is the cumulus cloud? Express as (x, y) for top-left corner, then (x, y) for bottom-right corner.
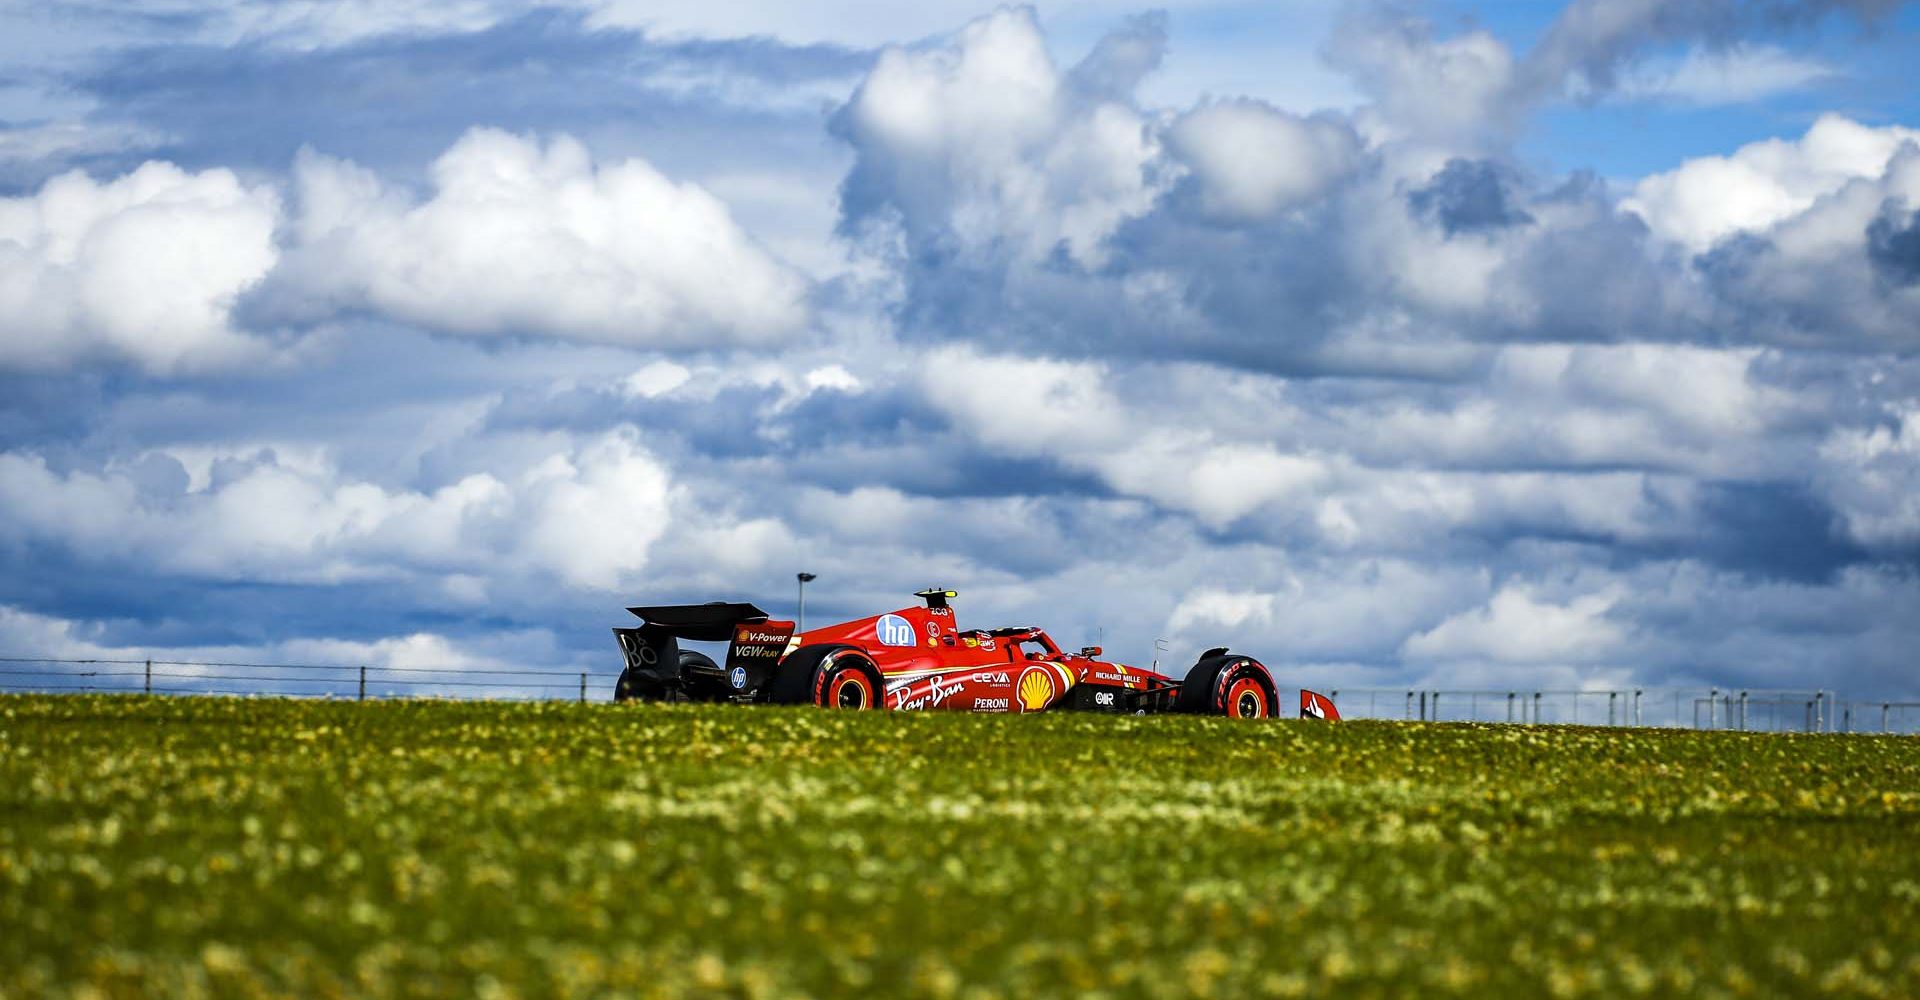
(829, 9), (1753, 371)
(0, 127), (814, 372)
(1816, 405), (1920, 549)
(0, 161), (279, 372)
(1351, 343), (1798, 476)
(1324, 6), (1518, 143)
(1167, 589), (1276, 634)
(919, 347), (1328, 528)
(516, 431), (675, 589)
(1402, 584), (1627, 666)
(1662, 118), (1920, 348)
(0, 602), (590, 685)
(912, 343), (1776, 554)
(264, 128), (807, 347)
(835, 7), (1168, 267)
(1626, 114), (1920, 250)
(0, 428), (672, 591)
(1869, 205), (1920, 285)
(1166, 100), (1363, 219)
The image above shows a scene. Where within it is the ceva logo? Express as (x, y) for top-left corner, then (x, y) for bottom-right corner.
(875, 614), (916, 647)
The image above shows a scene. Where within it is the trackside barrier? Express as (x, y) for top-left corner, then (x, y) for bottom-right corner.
(1324, 688), (1917, 733)
(0, 655), (615, 703)
(5, 655), (1918, 732)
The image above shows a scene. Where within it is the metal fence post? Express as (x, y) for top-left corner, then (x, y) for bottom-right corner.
(144, 658), (152, 695)
(1406, 690), (1413, 720)
(1432, 691), (1440, 721)
(579, 672), (587, 703)
(1886, 703), (1892, 733)
(1708, 688), (1717, 730)
(358, 665), (367, 702)
(1419, 690), (1427, 722)
(1609, 691), (1617, 726)
(1507, 692), (1515, 723)
(1739, 691), (1748, 731)
(1633, 689), (1642, 727)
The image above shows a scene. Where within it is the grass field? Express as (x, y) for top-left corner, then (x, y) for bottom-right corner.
(3, 695), (1918, 999)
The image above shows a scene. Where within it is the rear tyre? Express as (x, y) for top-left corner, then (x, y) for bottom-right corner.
(615, 651), (728, 703)
(676, 651), (732, 703)
(768, 645), (884, 708)
(1176, 655), (1277, 718)
(614, 668), (665, 703)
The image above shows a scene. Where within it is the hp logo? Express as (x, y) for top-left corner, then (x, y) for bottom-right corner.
(875, 613), (916, 647)
(729, 666), (748, 689)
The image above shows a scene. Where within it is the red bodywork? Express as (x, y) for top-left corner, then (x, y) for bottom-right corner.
(615, 591), (1339, 718)
(742, 602), (1172, 713)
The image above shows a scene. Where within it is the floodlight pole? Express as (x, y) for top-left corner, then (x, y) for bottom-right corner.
(796, 572), (817, 633)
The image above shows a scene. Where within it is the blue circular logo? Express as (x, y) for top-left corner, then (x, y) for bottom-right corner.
(876, 613), (916, 647)
(729, 666), (748, 689)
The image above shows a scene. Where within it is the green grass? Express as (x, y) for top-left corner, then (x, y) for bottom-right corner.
(3, 695), (1918, 999)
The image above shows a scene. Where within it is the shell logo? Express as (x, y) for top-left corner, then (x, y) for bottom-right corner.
(1017, 667), (1055, 712)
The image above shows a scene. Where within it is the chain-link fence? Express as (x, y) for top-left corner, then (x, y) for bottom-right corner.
(1325, 687), (1920, 733)
(1831, 700), (1920, 734)
(0, 656), (610, 702)
(5, 655), (1918, 732)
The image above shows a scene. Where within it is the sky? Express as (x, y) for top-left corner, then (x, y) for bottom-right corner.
(0, 0), (1917, 698)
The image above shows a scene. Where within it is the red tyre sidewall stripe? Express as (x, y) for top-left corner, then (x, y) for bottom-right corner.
(1211, 660), (1244, 713)
(811, 658), (831, 705)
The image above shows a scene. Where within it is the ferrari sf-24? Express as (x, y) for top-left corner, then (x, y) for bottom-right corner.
(613, 589), (1339, 720)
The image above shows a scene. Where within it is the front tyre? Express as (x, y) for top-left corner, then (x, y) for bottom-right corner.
(1176, 655), (1277, 718)
(1221, 670), (1272, 718)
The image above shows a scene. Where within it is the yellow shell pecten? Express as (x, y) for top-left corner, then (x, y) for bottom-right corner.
(1018, 669), (1053, 711)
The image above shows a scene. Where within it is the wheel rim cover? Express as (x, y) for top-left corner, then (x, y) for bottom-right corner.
(828, 670), (871, 708)
(1226, 676), (1268, 718)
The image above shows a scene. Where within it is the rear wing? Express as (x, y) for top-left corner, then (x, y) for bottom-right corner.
(613, 602), (794, 698)
(625, 602), (770, 639)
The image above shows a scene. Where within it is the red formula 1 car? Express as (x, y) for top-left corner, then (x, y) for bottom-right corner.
(612, 589), (1339, 719)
